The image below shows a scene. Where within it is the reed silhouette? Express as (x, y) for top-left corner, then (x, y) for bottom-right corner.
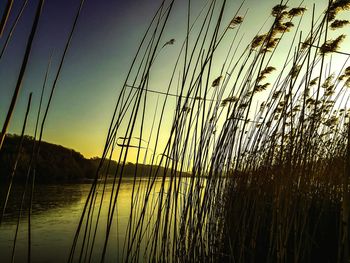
(1, 0), (350, 262)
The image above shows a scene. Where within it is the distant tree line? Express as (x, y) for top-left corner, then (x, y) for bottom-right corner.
(0, 135), (186, 183)
(0, 134), (96, 183)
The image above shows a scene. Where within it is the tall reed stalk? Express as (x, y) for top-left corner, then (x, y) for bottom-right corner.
(3, 0), (350, 262)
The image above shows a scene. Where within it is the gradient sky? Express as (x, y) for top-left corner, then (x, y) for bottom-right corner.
(0, 0), (348, 159)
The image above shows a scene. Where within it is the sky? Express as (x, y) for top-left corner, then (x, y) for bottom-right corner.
(0, 0), (348, 159)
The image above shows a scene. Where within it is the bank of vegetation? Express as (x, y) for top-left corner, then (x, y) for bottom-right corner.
(0, 134), (179, 183)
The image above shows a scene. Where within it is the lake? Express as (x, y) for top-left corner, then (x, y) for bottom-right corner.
(0, 178), (180, 262)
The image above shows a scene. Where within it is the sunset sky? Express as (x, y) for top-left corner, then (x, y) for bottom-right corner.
(0, 0), (348, 159)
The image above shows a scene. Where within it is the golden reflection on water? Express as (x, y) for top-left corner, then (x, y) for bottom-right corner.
(0, 178), (178, 262)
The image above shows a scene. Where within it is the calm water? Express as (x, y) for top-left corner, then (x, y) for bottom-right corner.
(0, 178), (170, 262)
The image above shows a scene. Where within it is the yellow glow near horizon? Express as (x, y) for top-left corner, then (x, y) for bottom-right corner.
(3, 0), (350, 164)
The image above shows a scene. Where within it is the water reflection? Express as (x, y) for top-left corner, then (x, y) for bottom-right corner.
(0, 177), (198, 262)
(0, 180), (143, 262)
(0, 184), (85, 222)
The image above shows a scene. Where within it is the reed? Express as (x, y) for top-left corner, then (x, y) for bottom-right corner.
(0, 0), (14, 37)
(0, 0), (44, 152)
(2, 0), (350, 262)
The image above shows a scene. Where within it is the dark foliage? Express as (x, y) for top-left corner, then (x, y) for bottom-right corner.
(0, 134), (95, 183)
(0, 134), (182, 183)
